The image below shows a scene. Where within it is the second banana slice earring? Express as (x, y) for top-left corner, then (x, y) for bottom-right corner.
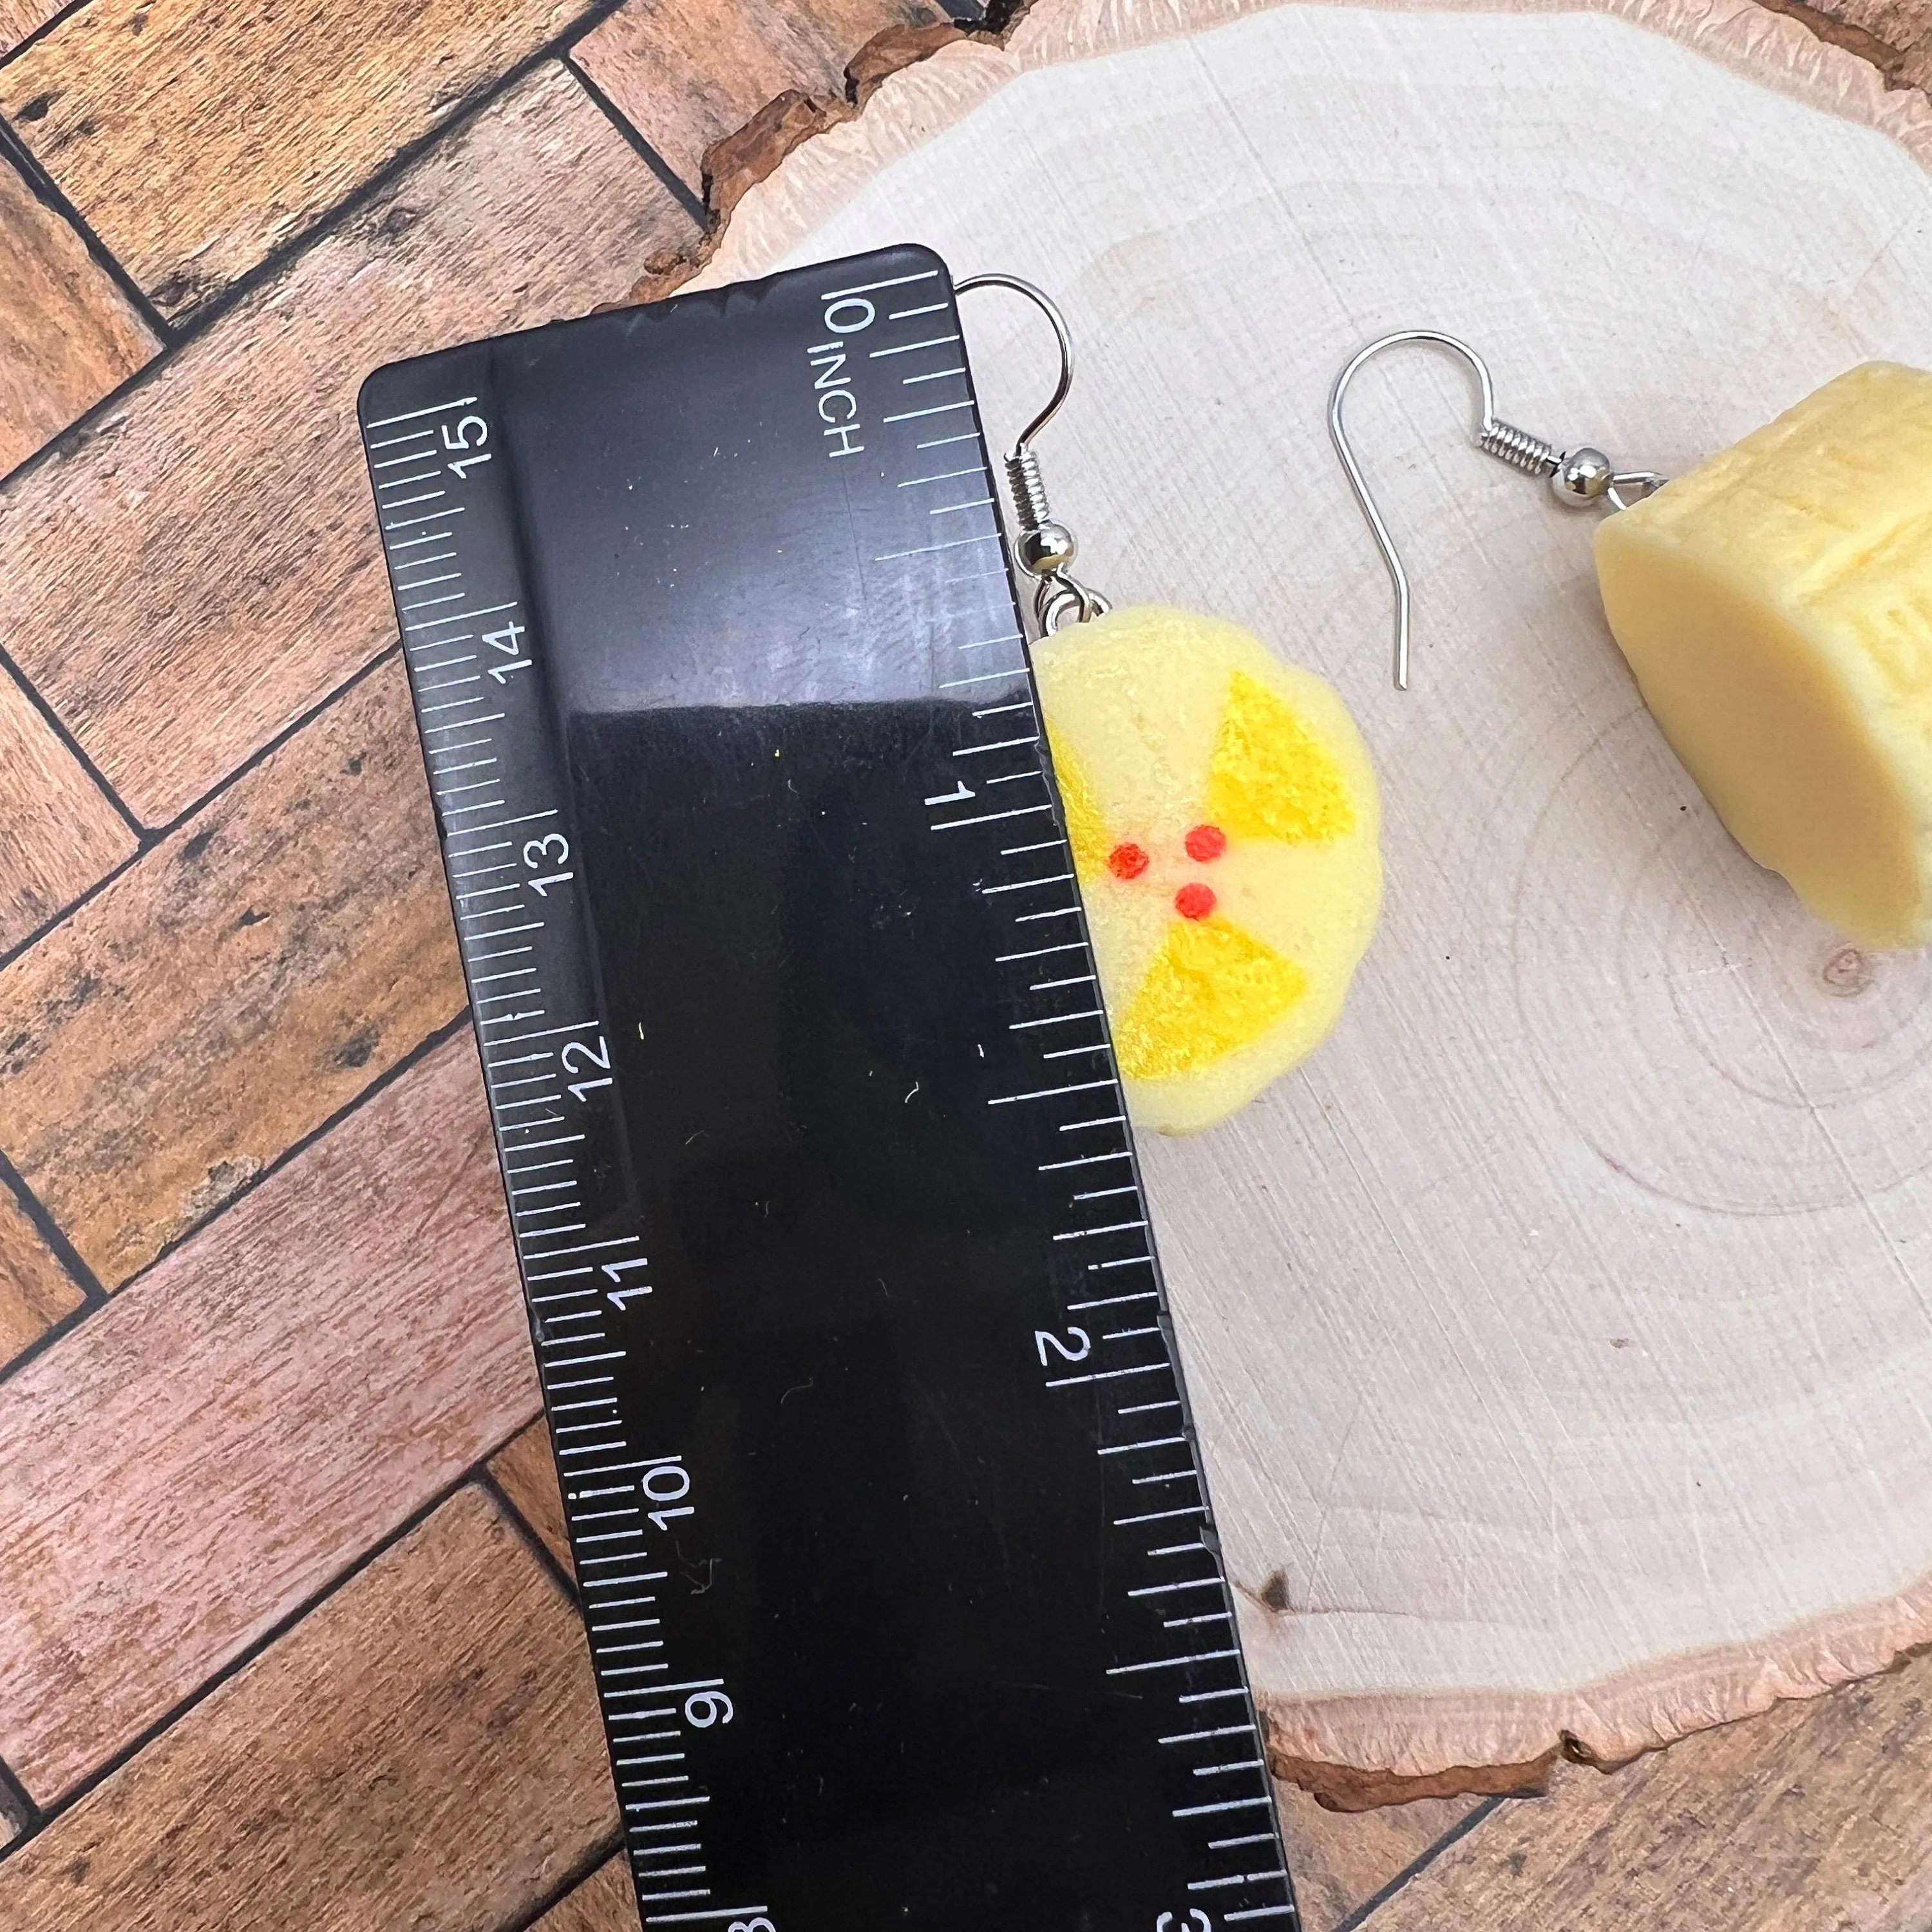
(959, 274), (1383, 1136)
(1331, 334), (1932, 952)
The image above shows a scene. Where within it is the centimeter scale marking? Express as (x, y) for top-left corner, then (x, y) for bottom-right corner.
(360, 248), (1295, 1931)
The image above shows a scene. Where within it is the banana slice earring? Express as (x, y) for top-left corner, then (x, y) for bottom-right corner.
(958, 276), (1383, 1135)
(1332, 336), (1932, 951)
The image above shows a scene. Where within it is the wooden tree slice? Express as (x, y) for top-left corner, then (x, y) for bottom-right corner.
(688, 0), (1932, 1797)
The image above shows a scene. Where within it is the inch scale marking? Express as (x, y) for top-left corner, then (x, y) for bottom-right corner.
(361, 245), (1296, 1931)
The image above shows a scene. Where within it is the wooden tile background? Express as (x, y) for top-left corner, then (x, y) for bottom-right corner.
(0, 142), (155, 474)
(0, 0), (1927, 1924)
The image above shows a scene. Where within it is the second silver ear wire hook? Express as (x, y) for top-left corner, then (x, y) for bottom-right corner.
(1329, 330), (1667, 690)
(955, 273), (1112, 636)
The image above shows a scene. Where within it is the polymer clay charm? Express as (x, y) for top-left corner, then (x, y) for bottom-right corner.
(1596, 364), (1932, 951)
(958, 274), (1384, 1133)
(1333, 337), (1932, 951)
(1034, 607), (1380, 1134)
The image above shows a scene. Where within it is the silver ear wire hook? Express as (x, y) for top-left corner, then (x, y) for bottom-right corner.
(956, 272), (1111, 636)
(1329, 330), (1666, 689)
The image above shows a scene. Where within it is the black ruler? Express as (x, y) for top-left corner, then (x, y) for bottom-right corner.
(357, 243), (1296, 1932)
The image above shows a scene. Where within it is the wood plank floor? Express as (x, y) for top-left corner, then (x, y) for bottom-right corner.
(0, 0), (1926, 1924)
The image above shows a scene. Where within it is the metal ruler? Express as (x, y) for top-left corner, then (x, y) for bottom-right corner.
(357, 243), (1296, 1932)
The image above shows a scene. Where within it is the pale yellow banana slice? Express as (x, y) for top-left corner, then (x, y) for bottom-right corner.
(1596, 361), (1932, 948)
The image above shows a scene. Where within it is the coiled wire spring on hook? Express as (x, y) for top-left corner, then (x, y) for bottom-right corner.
(1005, 446), (1053, 531)
(1479, 417), (1563, 478)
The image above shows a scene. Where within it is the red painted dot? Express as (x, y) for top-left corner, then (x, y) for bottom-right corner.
(1174, 882), (1217, 922)
(1184, 823), (1228, 863)
(1108, 842), (1150, 880)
